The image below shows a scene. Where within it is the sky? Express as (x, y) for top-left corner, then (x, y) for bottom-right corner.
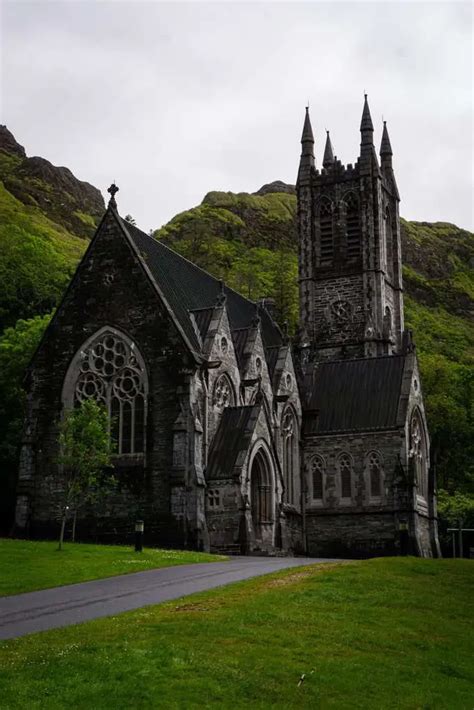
(1, 0), (473, 232)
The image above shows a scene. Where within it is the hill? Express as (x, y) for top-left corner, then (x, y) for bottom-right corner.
(0, 130), (472, 532)
(155, 184), (474, 496)
(0, 126), (103, 330)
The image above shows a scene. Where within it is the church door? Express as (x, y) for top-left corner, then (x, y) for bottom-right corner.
(250, 450), (273, 542)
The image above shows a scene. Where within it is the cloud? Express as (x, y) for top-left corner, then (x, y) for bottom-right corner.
(1, 0), (472, 230)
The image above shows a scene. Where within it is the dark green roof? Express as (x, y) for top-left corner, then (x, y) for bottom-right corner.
(122, 219), (282, 354)
(206, 405), (260, 480)
(304, 355), (406, 434)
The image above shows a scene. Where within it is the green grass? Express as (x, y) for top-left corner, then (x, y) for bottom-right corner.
(0, 558), (472, 709)
(0, 539), (226, 596)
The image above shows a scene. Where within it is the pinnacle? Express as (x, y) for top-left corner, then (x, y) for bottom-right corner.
(360, 94), (374, 134)
(301, 106), (314, 144)
(380, 121), (393, 157)
(323, 131), (335, 168)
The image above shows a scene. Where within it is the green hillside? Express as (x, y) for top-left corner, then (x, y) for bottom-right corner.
(155, 186), (474, 499)
(0, 128), (472, 533)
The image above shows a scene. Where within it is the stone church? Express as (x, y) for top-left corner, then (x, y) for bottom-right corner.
(14, 97), (440, 557)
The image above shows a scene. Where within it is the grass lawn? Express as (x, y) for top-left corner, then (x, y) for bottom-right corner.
(1, 558), (472, 709)
(0, 539), (226, 596)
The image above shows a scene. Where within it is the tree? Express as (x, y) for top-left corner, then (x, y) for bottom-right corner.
(0, 313), (52, 533)
(56, 399), (115, 550)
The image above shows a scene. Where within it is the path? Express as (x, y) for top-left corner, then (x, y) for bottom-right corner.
(0, 556), (337, 640)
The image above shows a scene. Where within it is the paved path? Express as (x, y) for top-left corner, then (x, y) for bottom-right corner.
(0, 557), (337, 640)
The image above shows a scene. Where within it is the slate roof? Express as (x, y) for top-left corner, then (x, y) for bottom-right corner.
(122, 219), (282, 355)
(304, 355), (406, 434)
(206, 405), (260, 480)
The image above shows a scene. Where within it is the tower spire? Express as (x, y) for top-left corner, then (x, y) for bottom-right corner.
(323, 130), (334, 168)
(380, 120), (393, 159)
(297, 106), (315, 183)
(359, 94), (378, 169)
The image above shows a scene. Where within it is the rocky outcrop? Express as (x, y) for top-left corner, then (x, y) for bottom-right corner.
(254, 180), (296, 196)
(0, 125), (26, 158)
(0, 126), (104, 238)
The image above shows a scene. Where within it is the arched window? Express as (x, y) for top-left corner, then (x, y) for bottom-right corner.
(250, 449), (273, 533)
(319, 200), (334, 264)
(410, 410), (428, 500)
(338, 453), (353, 501)
(64, 328), (148, 455)
(282, 408), (298, 504)
(368, 451), (383, 499)
(310, 455), (325, 503)
(345, 193), (361, 259)
(385, 208), (394, 281)
(212, 373), (234, 409)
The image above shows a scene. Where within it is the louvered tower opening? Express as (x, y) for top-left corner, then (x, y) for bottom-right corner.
(346, 194), (360, 259)
(319, 202), (333, 264)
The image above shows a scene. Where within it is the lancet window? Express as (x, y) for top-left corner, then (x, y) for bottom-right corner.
(368, 451), (382, 499)
(319, 200), (334, 264)
(410, 410), (428, 500)
(338, 453), (353, 500)
(345, 193), (361, 259)
(282, 408), (298, 505)
(310, 455), (325, 502)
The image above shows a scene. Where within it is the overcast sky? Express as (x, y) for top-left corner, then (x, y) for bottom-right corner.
(1, 0), (473, 231)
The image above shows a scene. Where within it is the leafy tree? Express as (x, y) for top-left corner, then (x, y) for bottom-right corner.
(437, 490), (474, 527)
(0, 313), (52, 533)
(56, 399), (115, 550)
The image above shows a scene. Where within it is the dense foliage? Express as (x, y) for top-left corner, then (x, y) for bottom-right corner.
(0, 130), (472, 537)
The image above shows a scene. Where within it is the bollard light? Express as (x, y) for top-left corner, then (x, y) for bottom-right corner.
(135, 519), (144, 552)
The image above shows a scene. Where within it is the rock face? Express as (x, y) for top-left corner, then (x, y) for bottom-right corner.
(0, 126), (104, 238)
(254, 180), (296, 196)
(0, 125), (26, 158)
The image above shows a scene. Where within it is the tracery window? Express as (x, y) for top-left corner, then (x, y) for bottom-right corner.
(212, 373), (234, 409)
(310, 455), (324, 502)
(282, 408), (298, 505)
(345, 193), (361, 259)
(338, 453), (352, 500)
(319, 200), (334, 264)
(410, 410), (428, 500)
(69, 329), (147, 455)
(368, 452), (382, 499)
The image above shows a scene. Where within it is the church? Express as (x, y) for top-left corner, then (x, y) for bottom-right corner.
(14, 96), (440, 558)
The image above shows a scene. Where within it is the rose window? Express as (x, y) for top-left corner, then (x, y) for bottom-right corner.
(72, 330), (147, 455)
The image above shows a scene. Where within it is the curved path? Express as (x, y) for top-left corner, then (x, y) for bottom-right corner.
(0, 556), (337, 640)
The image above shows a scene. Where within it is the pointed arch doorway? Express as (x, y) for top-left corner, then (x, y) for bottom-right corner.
(249, 447), (274, 546)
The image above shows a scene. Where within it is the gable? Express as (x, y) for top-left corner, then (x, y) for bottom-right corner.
(27, 207), (194, 375)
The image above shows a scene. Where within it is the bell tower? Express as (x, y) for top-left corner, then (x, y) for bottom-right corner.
(296, 96), (404, 363)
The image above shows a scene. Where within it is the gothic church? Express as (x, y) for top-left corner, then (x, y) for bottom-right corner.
(14, 97), (440, 557)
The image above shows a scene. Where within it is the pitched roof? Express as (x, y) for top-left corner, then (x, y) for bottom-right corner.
(206, 405), (260, 480)
(122, 219), (282, 355)
(304, 355), (406, 434)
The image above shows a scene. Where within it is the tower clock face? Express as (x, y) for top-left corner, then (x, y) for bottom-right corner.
(331, 299), (352, 322)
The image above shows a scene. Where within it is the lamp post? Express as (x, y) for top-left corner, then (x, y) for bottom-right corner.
(135, 520), (144, 552)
